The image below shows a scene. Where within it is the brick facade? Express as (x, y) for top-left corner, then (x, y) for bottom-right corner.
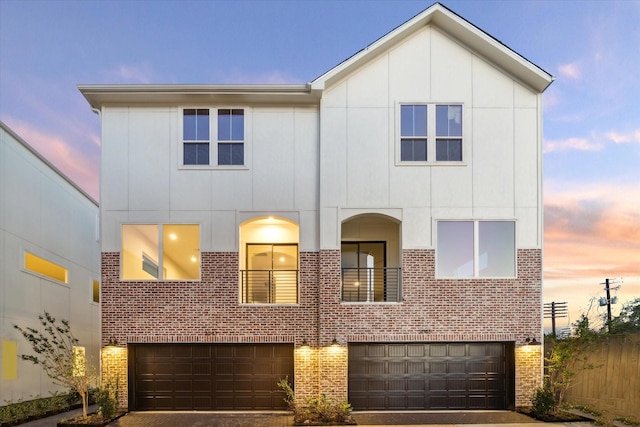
(101, 247), (542, 409)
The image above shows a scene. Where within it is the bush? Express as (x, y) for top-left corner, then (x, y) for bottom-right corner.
(277, 378), (354, 425)
(531, 386), (555, 418)
(94, 380), (119, 420)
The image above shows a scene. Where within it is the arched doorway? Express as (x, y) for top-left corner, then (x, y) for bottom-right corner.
(239, 217), (299, 304)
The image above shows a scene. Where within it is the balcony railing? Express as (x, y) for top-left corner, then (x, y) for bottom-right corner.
(341, 267), (402, 302)
(240, 269), (299, 304)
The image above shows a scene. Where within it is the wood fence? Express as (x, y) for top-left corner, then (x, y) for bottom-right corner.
(561, 332), (640, 420)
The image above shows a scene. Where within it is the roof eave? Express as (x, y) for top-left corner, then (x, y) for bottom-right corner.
(78, 84), (320, 108)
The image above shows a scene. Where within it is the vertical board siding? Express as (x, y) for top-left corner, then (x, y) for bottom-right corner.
(564, 333), (640, 419)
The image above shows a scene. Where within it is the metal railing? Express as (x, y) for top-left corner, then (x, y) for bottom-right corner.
(341, 267), (402, 302)
(240, 269), (299, 304)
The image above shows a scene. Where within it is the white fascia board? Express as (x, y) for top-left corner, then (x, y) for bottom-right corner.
(78, 84), (319, 109)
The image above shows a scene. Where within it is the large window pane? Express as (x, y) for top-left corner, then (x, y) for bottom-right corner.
(401, 105), (427, 137)
(183, 109), (209, 141)
(401, 139), (427, 161)
(122, 224), (159, 280)
(163, 224), (200, 280)
(218, 143), (243, 165)
(184, 142), (209, 165)
(436, 139), (462, 161)
(218, 109), (244, 141)
(479, 221), (515, 277)
(437, 221), (474, 277)
(122, 224), (200, 280)
(436, 105), (462, 137)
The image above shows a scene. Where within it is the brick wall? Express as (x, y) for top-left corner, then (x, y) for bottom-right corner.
(101, 247), (542, 408)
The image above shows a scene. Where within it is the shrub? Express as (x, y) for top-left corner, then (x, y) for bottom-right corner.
(95, 379), (119, 420)
(277, 378), (354, 425)
(531, 386), (555, 417)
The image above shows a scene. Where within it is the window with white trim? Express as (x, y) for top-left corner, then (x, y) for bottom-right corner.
(217, 109), (244, 165)
(182, 108), (245, 166)
(435, 105), (462, 161)
(183, 109), (210, 165)
(398, 103), (463, 163)
(436, 220), (515, 278)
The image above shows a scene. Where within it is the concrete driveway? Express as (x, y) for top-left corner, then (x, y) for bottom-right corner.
(20, 408), (596, 427)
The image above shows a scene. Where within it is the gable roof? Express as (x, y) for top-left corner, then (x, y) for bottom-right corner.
(311, 2), (553, 93)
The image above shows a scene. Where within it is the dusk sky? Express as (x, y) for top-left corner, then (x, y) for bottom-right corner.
(1, 0), (638, 333)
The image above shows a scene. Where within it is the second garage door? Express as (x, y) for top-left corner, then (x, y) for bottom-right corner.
(348, 342), (514, 410)
(128, 343), (293, 411)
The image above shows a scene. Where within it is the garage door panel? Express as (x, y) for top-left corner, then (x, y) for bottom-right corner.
(388, 361), (405, 374)
(175, 363), (192, 375)
(448, 378), (467, 391)
(216, 362), (234, 374)
(154, 380), (173, 392)
(449, 344), (466, 357)
(430, 361), (447, 373)
(130, 343), (293, 410)
(349, 342), (513, 410)
(215, 379), (233, 392)
(449, 361), (466, 374)
(175, 379), (193, 392)
(407, 379), (426, 391)
(430, 345), (447, 357)
(369, 361), (386, 374)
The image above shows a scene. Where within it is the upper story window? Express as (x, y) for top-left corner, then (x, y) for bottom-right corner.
(24, 251), (68, 284)
(398, 103), (463, 164)
(181, 108), (245, 167)
(183, 109), (210, 165)
(217, 109), (244, 165)
(121, 224), (200, 281)
(436, 105), (462, 161)
(400, 105), (428, 161)
(436, 220), (515, 278)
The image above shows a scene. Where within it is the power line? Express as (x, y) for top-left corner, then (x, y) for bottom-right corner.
(544, 301), (568, 337)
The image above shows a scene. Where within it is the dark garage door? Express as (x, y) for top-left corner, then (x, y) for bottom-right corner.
(128, 343), (293, 410)
(348, 342), (514, 410)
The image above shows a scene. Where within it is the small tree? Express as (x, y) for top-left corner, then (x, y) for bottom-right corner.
(14, 312), (96, 418)
(545, 315), (602, 408)
(607, 297), (640, 334)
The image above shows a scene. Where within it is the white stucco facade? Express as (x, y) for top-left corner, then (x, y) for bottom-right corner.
(0, 122), (101, 401)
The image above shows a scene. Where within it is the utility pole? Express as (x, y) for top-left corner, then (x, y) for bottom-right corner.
(600, 278), (620, 332)
(544, 301), (568, 337)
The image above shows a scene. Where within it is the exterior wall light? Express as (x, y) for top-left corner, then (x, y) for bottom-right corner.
(106, 337), (118, 347)
(301, 338), (309, 348)
(331, 337), (340, 347)
(525, 336), (541, 345)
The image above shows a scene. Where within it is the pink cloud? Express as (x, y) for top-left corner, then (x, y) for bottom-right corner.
(4, 118), (99, 200)
(606, 130), (640, 144)
(558, 62), (582, 80)
(544, 137), (603, 153)
(544, 182), (640, 330)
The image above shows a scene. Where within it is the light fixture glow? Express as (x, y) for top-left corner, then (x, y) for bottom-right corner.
(169, 233), (177, 240)
(191, 255), (197, 262)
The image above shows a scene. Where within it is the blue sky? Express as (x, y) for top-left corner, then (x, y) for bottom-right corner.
(1, 0), (638, 333)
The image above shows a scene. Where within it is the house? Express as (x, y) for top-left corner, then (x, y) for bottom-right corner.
(0, 121), (101, 401)
(80, 3), (552, 411)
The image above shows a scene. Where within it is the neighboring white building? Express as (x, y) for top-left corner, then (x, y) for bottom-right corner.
(82, 3), (553, 411)
(0, 121), (101, 401)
